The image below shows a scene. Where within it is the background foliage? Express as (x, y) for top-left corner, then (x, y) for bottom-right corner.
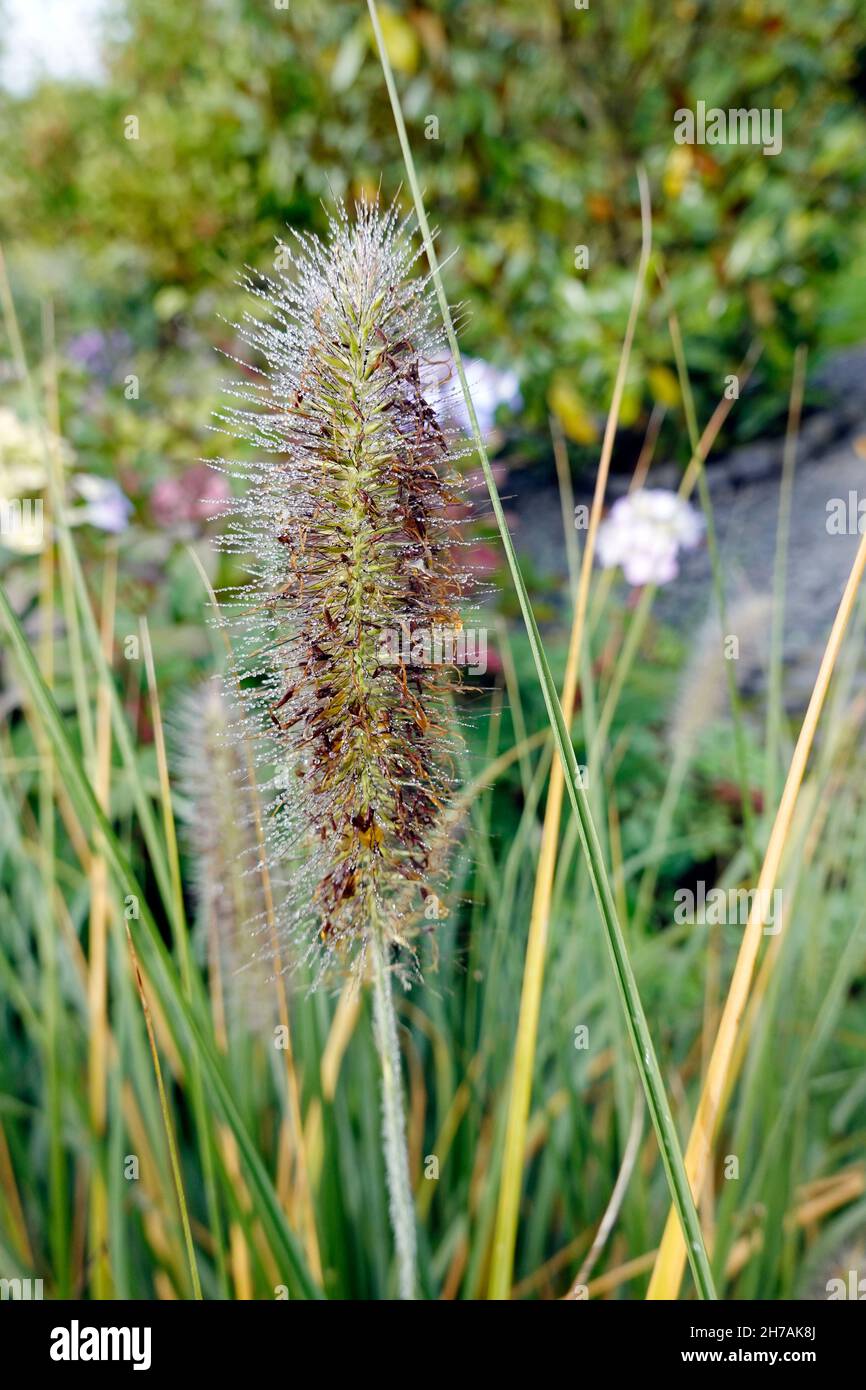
(2, 0), (866, 473)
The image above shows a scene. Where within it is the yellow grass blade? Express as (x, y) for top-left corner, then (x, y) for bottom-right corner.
(123, 921), (203, 1300)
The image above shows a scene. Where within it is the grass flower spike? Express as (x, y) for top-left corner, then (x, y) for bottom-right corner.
(174, 676), (274, 1039)
(220, 199), (467, 1296)
(222, 199), (465, 969)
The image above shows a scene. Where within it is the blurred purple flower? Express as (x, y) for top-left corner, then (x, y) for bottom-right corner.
(70, 474), (133, 533)
(422, 355), (522, 440)
(67, 329), (132, 380)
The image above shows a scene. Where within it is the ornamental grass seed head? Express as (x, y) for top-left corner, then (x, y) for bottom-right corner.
(173, 676), (276, 1034)
(216, 199), (468, 982)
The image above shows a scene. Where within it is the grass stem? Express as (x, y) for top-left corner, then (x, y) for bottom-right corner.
(370, 929), (417, 1300)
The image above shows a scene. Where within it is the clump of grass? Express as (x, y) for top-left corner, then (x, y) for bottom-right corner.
(3, 36), (866, 1305)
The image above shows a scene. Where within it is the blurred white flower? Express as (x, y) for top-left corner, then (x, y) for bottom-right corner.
(0, 407), (50, 496)
(0, 407), (71, 554)
(596, 488), (704, 587)
(0, 409), (130, 551)
(422, 354), (522, 440)
(0, 497), (45, 554)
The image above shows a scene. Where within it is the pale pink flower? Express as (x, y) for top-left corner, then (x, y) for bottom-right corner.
(595, 489), (704, 587)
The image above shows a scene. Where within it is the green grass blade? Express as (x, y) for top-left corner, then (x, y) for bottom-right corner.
(765, 346), (807, 809)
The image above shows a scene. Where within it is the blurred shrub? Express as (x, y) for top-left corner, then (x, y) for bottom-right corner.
(1, 0), (866, 472)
